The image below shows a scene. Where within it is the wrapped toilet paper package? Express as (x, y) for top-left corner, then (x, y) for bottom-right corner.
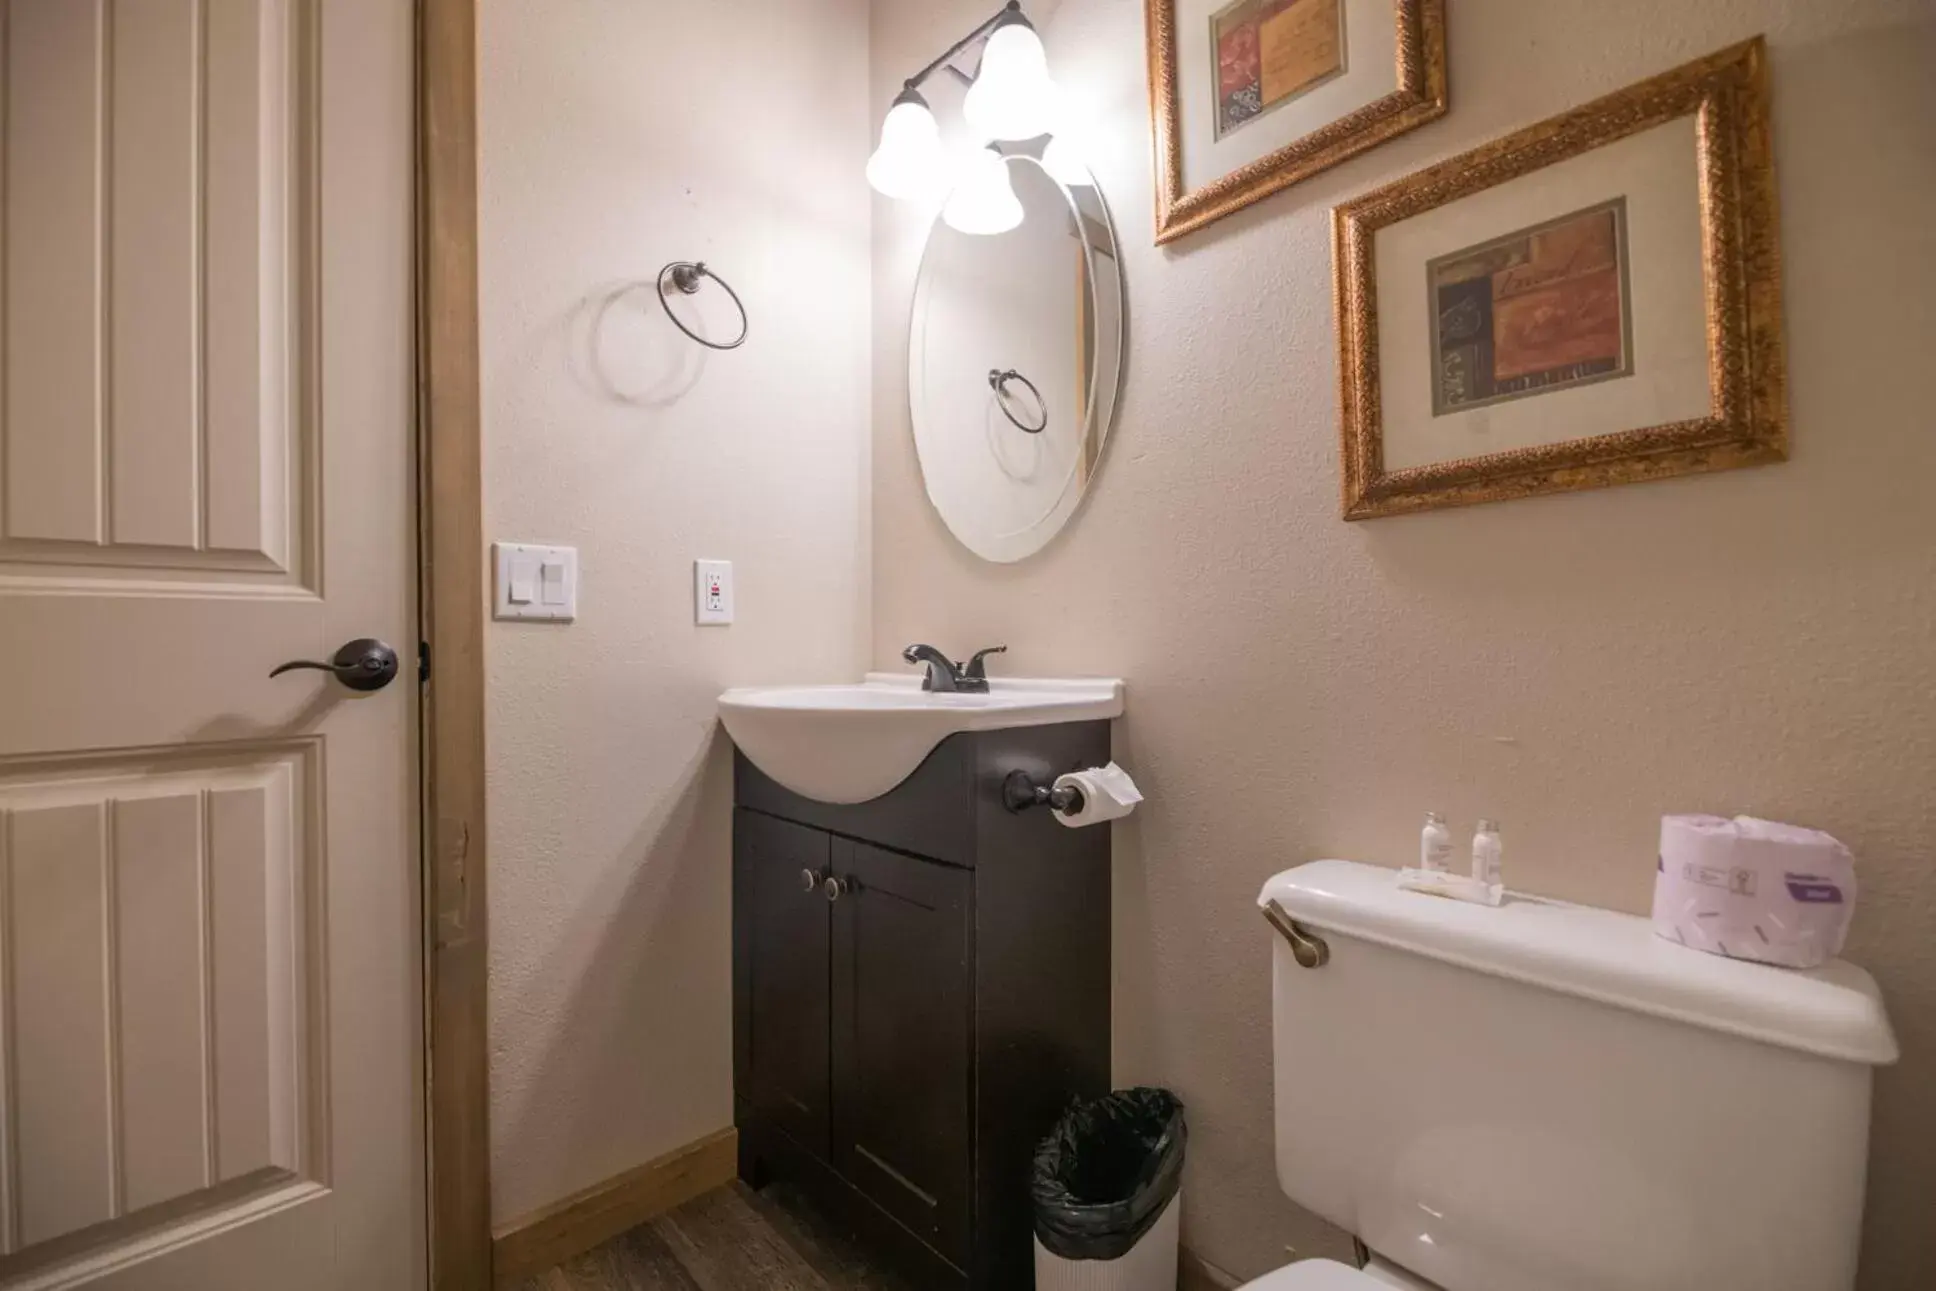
(1653, 814), (1856, 969)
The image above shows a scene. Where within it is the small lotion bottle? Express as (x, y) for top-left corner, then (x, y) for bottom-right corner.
(1472, 819), (1503, 891)
(1421, 812), (1454, 874)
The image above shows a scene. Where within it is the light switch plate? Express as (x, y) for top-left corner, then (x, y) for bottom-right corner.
(694, 559), (733, 626)
(494, 542), (577, 622)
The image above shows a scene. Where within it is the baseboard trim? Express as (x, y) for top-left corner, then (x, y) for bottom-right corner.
(1181, 1245), (1243, 1290)
(491, 1126), (739, 1286)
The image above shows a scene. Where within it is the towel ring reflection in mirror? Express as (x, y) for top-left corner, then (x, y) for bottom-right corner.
(658, 261), (749, 351)
(989, 367), (1047, 434)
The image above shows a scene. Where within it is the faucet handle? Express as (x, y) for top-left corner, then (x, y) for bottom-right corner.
(963, 645), (1008, 680)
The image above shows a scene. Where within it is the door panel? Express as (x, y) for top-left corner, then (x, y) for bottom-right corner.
(737, 811), (833, 1157)
(0, 1), (420, 1287)
(7, 803), (113, 1247)
(832, 842), (972, 1265)
(4, 0), (305, 581)
(0, 753), (312, 1253)
(5, 0), (102, 545)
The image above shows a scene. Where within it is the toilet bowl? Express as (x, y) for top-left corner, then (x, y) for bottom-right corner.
(1240, 1255), (1432, 1290)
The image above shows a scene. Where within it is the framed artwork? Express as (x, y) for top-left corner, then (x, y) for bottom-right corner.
(1332, 37), (1787, 520)
(1145, 0), (1447, 244)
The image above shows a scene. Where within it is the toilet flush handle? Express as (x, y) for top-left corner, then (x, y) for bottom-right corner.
(1262, 900), (1330, 969)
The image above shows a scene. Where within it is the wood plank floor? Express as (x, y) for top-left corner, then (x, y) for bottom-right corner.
(508, 1180), (922, 1291)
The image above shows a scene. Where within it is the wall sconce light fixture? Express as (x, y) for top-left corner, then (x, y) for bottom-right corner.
(943, 146), (1025, 236)
(867, 1), (1066, 224)
(961, 9), (1059, 141)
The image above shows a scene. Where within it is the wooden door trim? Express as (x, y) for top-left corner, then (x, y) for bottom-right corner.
(417, 0), (492, 1286)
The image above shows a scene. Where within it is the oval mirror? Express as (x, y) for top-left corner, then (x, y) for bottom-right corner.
(909, 147), (1124, 563)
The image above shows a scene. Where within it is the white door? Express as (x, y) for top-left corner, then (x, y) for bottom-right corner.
(0, 1), (422, 1288)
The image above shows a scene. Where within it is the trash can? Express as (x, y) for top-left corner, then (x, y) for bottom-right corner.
(1032, 1088), (1186, 1291)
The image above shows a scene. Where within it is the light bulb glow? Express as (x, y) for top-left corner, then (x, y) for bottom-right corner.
(1040, 130), (1091, 187)
(963, 20), (1060, 141)
(943, 149), (1024, 236)
(866, 94), (946, 200)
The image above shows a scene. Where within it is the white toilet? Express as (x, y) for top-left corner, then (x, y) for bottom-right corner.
(1246, 860), (1898, 1291)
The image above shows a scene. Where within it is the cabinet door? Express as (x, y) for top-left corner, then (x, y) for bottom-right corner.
(831, 841), (973, 1265)
(735, 810), (832, 1157)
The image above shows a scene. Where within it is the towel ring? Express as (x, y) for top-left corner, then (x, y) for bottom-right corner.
(989, 367), (1047, 434)
(657, 261), (749, 351)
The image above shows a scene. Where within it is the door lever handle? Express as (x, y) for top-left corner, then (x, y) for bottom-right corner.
(271, 638), (400, 693)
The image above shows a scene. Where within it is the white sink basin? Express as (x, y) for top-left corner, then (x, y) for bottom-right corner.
(717, 672), (1124, 805)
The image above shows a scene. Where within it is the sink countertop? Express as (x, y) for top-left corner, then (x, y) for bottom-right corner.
(717, 673), (1124, 804)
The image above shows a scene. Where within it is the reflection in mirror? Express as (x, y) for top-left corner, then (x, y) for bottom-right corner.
(909, 147), (1125, 563)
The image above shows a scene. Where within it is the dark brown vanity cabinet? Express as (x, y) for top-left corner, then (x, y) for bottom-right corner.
(736, 814), (973, 1257)
(732, 721), (1112, 1290)
(834, 839), (975, 1259)
(737, 812), (834, 1158)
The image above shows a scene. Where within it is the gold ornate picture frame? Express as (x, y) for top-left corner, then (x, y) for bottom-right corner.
(1333, 38), (1787, 520)
(1146, 0), (1447, 245)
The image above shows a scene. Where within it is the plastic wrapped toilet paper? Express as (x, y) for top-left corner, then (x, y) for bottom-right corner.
(1053, 763), (1142, 829)
(1653, 814), (1856, 969)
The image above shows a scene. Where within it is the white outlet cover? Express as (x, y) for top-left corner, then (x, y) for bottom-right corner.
(494, 542), (577, 622)
(695, 559), (733, 625)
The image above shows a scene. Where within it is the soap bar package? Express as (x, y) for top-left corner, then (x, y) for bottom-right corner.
(1653, 814), (1856, 969)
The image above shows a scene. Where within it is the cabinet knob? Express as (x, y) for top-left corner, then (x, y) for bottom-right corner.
(800, 867), (827, 893)
(823, 875), (854, 903)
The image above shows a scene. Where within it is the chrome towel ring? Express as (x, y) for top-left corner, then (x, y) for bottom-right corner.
(989, 367), (1047, 434)
(657, 261), (749, 350)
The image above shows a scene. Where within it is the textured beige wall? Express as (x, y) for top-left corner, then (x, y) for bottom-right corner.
(871, 0), (1935, 1285)
(479, 0), (872, 1224)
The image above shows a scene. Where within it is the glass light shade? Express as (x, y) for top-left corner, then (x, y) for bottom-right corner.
(962, 20), (1060, 141)
(942, 148), (1023, 236)
(1040, 130), (1091, 187)
(866, 95), (946, 200)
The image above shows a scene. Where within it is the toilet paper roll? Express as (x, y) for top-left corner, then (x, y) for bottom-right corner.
(1653, 814), (1856, 969)
(1052, 762), (1143, 829)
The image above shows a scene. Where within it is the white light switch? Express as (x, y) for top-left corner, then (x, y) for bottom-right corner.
(694, 559), (733, 625)
(494, 542), (577, 622)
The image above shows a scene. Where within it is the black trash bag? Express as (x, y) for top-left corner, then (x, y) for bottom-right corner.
(1031, 1087), (1186, 1261)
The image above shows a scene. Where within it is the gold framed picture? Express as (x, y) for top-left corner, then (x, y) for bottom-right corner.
(1333, 37), (1787, 520)
(1145, 0), (1446, 244)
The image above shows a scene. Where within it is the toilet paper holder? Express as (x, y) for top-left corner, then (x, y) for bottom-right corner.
(1002, 769), (1085, 816)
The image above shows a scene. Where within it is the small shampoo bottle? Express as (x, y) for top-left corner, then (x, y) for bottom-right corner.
(1421, 812), (1453, 874)
(1472, 819), (1503, 894)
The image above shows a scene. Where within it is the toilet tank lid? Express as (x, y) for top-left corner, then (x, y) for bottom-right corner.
(1259, 860), (1898, 1066)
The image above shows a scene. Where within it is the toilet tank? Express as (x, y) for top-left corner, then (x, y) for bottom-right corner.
(1258, 860), (1898, 1291)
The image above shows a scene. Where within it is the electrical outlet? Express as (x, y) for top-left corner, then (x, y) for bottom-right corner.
(694, 559), (733, 625)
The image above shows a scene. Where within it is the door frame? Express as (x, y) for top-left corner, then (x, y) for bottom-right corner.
(417, 0), (493, 1286)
